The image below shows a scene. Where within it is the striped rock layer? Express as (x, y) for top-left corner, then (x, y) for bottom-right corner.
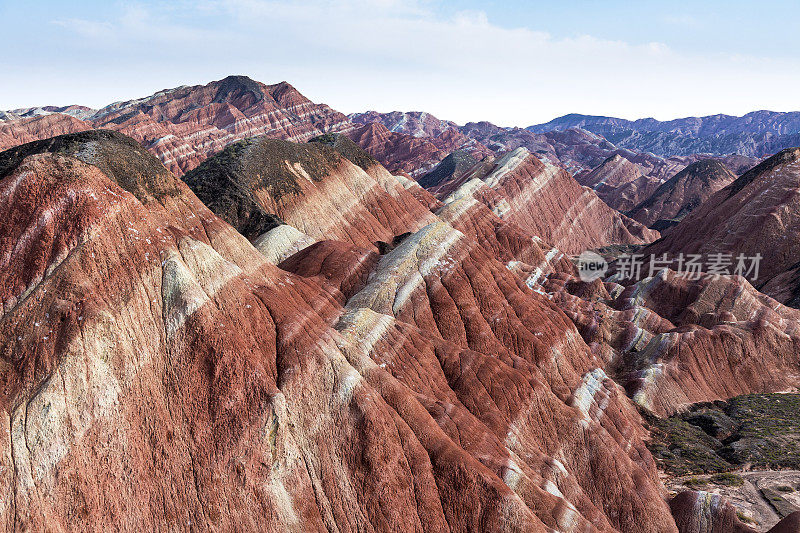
(645, 148), (800, 306)
(1, 130), (798, 532)
(429, 147), (660, 255)
(544, 269), (800, 417)
(0, 76), (352, 177)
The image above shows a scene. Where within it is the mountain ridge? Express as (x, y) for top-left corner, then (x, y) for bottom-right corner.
(528, 111), (800, 158)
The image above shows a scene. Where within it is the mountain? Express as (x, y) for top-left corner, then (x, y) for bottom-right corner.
(349, 111), (758, 186)
(0, 76), (352, 176)
(350, 111), (640, 175)
(644, 148), (800, 305)
(0, 85), (770, 189)
(181, 133), (436, 249)
(346, 121), (491, 177)
(575, 154), (666, 211)
(6, 79), (800, 530)
(0, 105), (96, 121)
(420, 146), (660, 254)
(627, 159), (737, 228)
(417, 150), (478, 189)
(4, 128), (800, 530)
(0, 130), (669, 531)
(0, 113), (93, 150)
(349, 110), (458, 137)
(529, 111), (800, 159)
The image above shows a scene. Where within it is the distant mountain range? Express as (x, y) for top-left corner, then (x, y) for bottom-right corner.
(528, 111), (800, 158)
(5, 78), (798, 181)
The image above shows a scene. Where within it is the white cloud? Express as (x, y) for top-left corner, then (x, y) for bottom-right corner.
(29, 0), (800, 125)
(52, 18), (115, 39)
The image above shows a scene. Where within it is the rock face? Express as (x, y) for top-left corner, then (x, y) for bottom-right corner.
(0, 87), (765, 195)
(181, 134), (437, 250)
(350, 111), (760, 182)
(0, 129), (691, 532)
(91, 75), (352, 175)
(0, 105), (96, 122)
(2, 122), (800, 531)
(349, 110), (459, 138)
(670, 491), (800, 533)
(545, 268), (800, 417)
(644, 148), (800, 305)
(627, 159), (737, 228)
(529, 111), (800, 159)
(426, 147), (659, 254)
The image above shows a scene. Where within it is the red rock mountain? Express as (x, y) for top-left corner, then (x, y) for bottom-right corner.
(2, 129), (799, 530)
(424, 147), (660, 254)
(349, 110), (458, 138)
(627, 159), (737, 228)
(0, 105), (95, 122)
(0, 76), (352, 176)
(1, 85), (800, 530)
(575, 154), (666, 212)
(347, 121), (491, 177)
(644, 148), (800, 305)
(0, 130), (674, 531)
(0, 83), (760, 194)
(351, 111), (711, 177)
(0, 114), (93, 150)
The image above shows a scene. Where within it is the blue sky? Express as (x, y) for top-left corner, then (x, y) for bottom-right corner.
(2, 0), (799, 125)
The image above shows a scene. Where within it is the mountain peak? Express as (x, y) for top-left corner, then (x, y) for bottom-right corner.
(0, 129), (181, 203)
(725, 146), (800, 198)
(210, 74), (266, 103)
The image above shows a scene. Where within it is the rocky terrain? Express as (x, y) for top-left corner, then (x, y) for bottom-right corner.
(650, 394), (800, 528)
(418, 146), (659, 254)
(346, 121), (490, 177)
(4, 79), (800, 531)
(417, 150), (479, 189)
(0, 114), (93, 151)
(574, 154), (667, 212)
(0, 80), (766, 194)
(351, 110), (673, 176)
(0, 129), (675, 532)
(349, 111), (759, 196)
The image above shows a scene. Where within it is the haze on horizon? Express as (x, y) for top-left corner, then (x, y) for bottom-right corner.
(2, 0), (800, 127)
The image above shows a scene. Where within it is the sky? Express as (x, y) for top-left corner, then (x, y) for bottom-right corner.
(1, 0), (799, 126)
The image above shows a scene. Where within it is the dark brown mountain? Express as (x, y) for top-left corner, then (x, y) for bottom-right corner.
(628, 159), (737, 228)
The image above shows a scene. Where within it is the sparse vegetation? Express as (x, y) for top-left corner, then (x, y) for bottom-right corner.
(0, 130), (181, 203)
(181, 136), (344, 239)
(647, 394), (800, 475)
(710, 472), (744, 487)
(683, 477), (708, 489)
(737, 511), (757, 525)
(309, 133), (378, 171)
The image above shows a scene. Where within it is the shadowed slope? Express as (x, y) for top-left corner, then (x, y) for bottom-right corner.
(628, 159), (736, 228)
